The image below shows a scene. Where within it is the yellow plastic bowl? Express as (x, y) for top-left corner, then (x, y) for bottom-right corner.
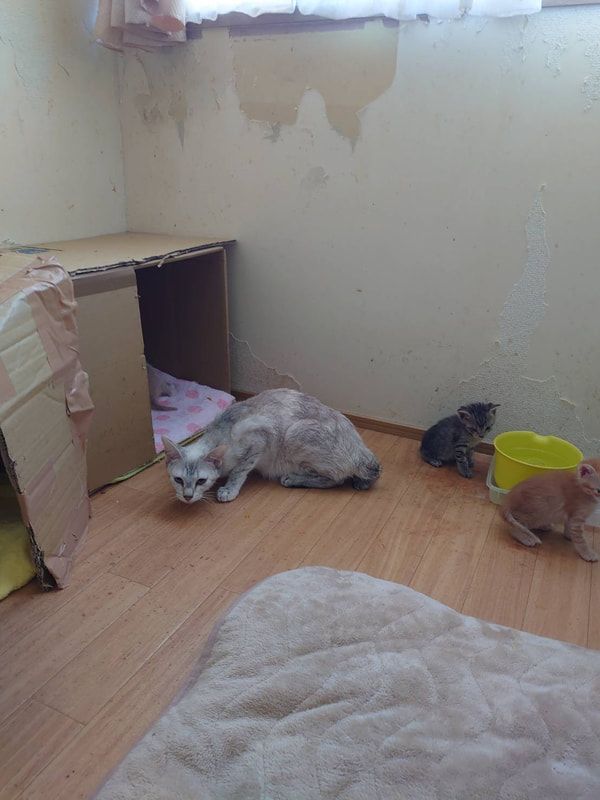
(493, 431), (583, 490)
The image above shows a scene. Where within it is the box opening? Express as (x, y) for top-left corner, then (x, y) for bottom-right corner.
(135, 252), (233, 455)
(135, 252), (230, 391)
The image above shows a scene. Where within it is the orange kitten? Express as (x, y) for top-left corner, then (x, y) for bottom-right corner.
(502, 459), (600, 562)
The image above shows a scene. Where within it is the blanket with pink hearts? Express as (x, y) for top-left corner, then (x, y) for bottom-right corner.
(150, 368), (234, 453)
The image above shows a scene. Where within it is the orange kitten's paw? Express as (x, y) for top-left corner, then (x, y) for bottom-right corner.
(510, 529), (542, 547)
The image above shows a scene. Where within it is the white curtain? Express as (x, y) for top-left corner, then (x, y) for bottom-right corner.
(95, 0), (541, 50)
(187, 0), (541, 20)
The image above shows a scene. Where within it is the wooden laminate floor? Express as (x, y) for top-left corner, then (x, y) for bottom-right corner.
(1, 430), (599, 799)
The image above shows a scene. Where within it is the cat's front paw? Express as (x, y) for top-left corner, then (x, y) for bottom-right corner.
(457, 467), (473, 479)
(217, 486), (238, 503)
(579, 548), (598, 562)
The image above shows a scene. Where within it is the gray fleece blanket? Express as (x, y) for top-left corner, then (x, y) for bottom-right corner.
(97, 567), (600, 800)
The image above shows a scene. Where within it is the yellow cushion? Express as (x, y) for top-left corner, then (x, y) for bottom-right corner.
(0, 481), (35, 601)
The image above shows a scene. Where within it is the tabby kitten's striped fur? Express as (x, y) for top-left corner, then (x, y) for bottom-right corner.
(420, 402), (499, 478)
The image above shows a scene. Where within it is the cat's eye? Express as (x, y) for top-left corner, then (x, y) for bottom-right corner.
(174, 477), (184, 486)
(196, 478), (207, 487)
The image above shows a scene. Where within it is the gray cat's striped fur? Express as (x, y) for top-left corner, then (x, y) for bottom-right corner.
(163, 389), (381, 504)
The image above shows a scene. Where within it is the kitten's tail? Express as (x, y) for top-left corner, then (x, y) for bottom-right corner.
(151, 398), (178, 412)
(352, 452), (381, 491)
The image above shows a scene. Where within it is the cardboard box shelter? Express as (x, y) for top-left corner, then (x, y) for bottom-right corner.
(0, 256), (94, 589)
(10, 233), (233, 492)
(0, 233), (233, 589)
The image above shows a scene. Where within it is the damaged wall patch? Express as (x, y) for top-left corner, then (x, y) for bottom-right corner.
(230, 334), (301, 394)
(498, 186), (549, 358)
(230, 20), (399, 143)
(443, 186), (599, 453)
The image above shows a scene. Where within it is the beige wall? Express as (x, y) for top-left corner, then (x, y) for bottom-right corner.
(0, 0), (125, 243)
(120, 9), (600, 452)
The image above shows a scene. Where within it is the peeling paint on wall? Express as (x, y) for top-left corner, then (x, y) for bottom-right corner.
(230, 334), (301, 394)
(583, 41), (600, 111)
(263, 122), (281, 143)
(131, 55), (188, 145)
(301, 166), (329, 190)
(500, 16), (528, 74)
(544, 33), (567, 78)
(498, 187), (548, 358)
(132, 56), (163, 126)
(230, 20), (399, 143)
(533, 10), (600, 107)
(451, 187), (599, 453)
(135, 94), (163, 125)
(121, 10), (600, 450)
(1, 0), (125, 242)
(168, 90), (187, 147)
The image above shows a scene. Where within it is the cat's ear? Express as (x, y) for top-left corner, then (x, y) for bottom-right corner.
(162, 437), (183, 465)
(457, 407), (473, 425)
(578, 462), (597, 479)
(488, 403), (500, 412)
(205, 444), (227, 469)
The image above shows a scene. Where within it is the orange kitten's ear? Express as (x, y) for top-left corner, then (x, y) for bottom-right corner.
(205, 444), (227, 468)
(578, 462), (596, 479)
(162, 437), (183, 465)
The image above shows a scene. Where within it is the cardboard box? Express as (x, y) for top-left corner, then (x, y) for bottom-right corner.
(0, 257), (94, 589)
(35, 233), (233, 491)
(0, 233), (232, 588)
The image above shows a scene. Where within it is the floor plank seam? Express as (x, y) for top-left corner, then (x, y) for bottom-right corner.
(586, 555), (594, 649)
(1, 579), (151, 727)
(297, 437), (408, 568)
(218, 487), (360, 594)
(458, 516), (494, 615)
(0, 568), (115, 661)
(17, 588), (243, 800)
(353, 464), (432, 575)
(63, 584), (238, 736)
(136, 483), (282, 582)
(406, 483), (461, 595)
(216, 490), (310, 590)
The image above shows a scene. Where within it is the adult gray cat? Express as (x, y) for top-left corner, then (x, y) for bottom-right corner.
(162, 389), (381, 504)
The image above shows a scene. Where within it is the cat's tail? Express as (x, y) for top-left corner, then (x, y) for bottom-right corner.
(352, 452), (381, 491)
(151, 398), (178, 412)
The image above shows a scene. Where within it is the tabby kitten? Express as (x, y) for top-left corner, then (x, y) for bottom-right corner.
(420, 402), (499, 478)
(502, 459), (600, 562)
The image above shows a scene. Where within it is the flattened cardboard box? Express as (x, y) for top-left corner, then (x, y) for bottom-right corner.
(0, 258), (93, 589)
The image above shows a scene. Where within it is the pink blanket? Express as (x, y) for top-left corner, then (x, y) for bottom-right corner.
(150, 369), (234, 454)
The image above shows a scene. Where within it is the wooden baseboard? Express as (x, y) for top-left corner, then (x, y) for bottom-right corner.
(232, 390), (495, 455)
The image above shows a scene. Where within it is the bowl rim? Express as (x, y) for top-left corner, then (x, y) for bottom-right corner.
(493, 430), (583, 470)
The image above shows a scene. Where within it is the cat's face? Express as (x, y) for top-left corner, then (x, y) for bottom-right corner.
(457, 402), (499, 439)
(577, 460), (600, 500)
(161, 437), (225, 504)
